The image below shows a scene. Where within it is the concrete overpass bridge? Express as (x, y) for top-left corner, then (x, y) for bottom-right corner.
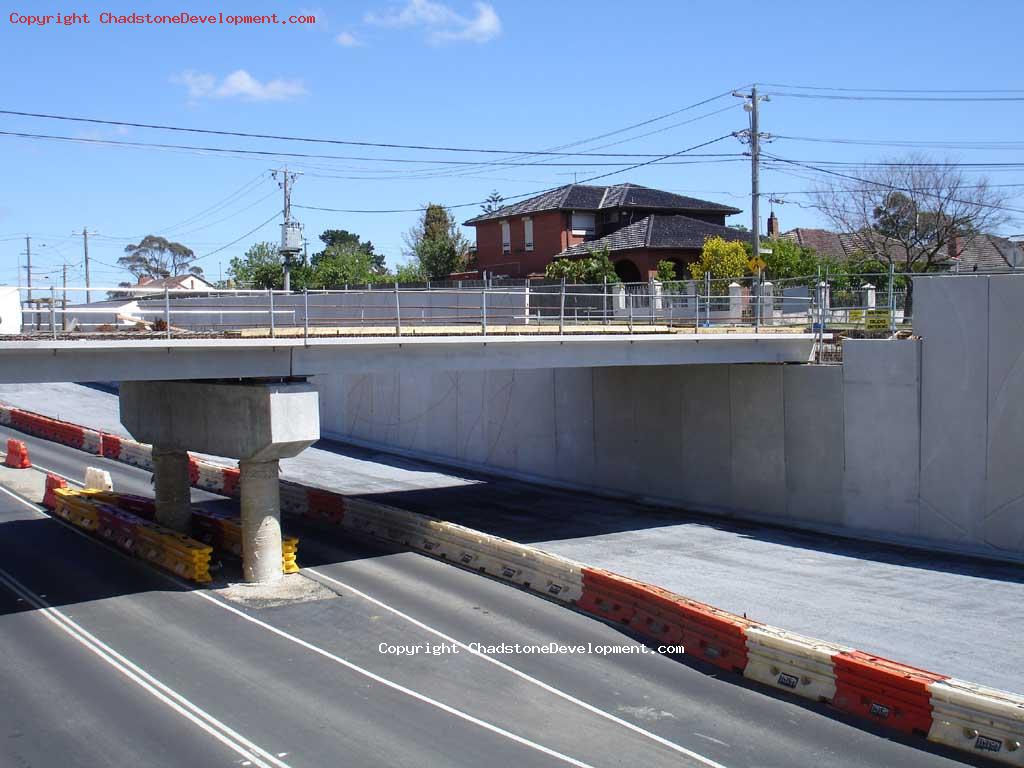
(0, 331), (819, 383)
(0, 310), (820, 584)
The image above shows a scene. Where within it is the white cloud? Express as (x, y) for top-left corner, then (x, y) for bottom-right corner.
(335, 31), (363, 47)
(171, 69), (308, 102)
(364, 0), (500, 44)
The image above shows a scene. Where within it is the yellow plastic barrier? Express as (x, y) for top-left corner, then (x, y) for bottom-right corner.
(51, 488), (211, 583)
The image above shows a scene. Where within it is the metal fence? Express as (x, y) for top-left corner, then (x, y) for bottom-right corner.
(6, 280), (818, 339)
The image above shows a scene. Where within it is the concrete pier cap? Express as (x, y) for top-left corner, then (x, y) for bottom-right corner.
(120, 379), (320, 583)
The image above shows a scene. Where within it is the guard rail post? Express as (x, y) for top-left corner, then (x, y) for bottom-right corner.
(481, 288), (487, 336)
(269, 288), (275, 338)
(303, 288), (309, 339)
(164, 287), (171, 339)
(559, 278), (566, 335)
(394, 281), (402, 337)
(50, 287), (56, 339)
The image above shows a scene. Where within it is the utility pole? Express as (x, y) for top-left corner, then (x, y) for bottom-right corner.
(62, 262), (68, 331)
(272, 167), (303, 292)
(733, 86), (770, 329)
(72, 228), (96, 303)
(22, 236), (32, 304)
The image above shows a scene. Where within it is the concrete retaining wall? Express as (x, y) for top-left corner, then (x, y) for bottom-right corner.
(312, 274), (1024, 560)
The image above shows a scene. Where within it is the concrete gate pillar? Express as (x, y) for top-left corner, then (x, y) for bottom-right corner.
(120, 379), (319, 584)
(152, 446), (192, 532)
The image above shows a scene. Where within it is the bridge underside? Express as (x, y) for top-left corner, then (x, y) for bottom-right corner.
(0, 333), (819, 384)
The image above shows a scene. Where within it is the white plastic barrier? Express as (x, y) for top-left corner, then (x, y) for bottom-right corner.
(118, 440), (153, 470)
(928, 679), (1024, 765)
(80, 428), (102, 456)
(83, 467), (113, 491)
(744, 625), (849, 702)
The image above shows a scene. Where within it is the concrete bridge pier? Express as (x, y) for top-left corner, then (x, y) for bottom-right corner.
(120, 379), (319, 583)
(151, 447), (192, 533)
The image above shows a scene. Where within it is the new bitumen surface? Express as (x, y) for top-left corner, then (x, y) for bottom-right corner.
(1, 381), (1021, 696)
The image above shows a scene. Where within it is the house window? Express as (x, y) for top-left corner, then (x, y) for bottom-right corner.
(501, 220), (510, 253)
(571, 211), (596, 236)
(523, 217), (534, 251)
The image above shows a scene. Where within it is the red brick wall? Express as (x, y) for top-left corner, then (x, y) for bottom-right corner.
(471, 211), (576, 277)
(613, 248), (702, 281)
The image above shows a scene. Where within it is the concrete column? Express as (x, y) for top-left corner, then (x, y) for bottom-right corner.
(862, 282), (876, 309)
(239, 459), (283, 584)
(152, 446), (192, 532)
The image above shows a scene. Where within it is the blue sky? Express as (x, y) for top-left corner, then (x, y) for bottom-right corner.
(2, 0), (1023, 287)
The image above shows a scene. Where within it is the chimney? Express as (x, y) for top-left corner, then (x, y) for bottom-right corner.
(767, 210), (780, 238)
(948, 234), (962, 264)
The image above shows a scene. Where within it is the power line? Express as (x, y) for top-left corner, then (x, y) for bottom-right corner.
(761, 152), (1024, 215)
(759, 82), (1024, 94)
(295, 134), (735, 214)
(0, 96), (743, 158)
(0, 128), (750, 167)
(192, 210), (283, 263)
(765, 91), (1024, 102)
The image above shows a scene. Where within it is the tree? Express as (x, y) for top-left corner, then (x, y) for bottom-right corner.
(120, 235), (201, 279)
(544, 245), (618, 283)
(757, 238), (819, 281)
(227, 242), (285, 289)
(481, 190), (504, 214)
(393, 260), (426, 283)
(690, 236), (748, 281)
(813, 155), (1009, 316)
(310, 243), (381, 287)
(317, 229), (384, 272)
(404, 204), (470, 280)
(656, 260), (679, 282)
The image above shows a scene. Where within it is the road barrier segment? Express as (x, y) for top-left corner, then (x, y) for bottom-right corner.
(5, 401), (1024, 765)
(46, 484), (212, 583)
(4, 438), (31, 468)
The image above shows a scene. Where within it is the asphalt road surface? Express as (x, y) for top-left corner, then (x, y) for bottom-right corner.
(0, 424), (989, 768)
(2, 382), (1020, 693)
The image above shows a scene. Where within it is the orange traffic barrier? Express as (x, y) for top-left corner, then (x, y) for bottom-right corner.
(579, 567), (756, 673)
(43, 473), (68, 508)
(833, 650), (948, 737)
(4, 438), (31, 468)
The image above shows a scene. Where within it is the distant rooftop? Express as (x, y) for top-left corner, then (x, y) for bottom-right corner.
(463, 183), (741, 225)
(559, 214), (747, 258)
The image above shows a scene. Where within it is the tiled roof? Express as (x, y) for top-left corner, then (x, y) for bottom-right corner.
(953, 234), (1024, 272)
(782, 228), (1024, 272)
(558, 215), (747, 258)
(463, 183), (741, 224)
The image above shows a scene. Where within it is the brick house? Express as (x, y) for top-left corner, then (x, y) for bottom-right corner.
(462, 183), (744, 280)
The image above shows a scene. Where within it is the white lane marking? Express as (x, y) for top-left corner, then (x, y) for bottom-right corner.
(0, 567), (291, 768)
(191, 587), (599, 768)
(0, 484), (599, 768)
(306, 568), (729, 768)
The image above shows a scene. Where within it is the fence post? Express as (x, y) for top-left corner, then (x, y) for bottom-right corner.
(481, 288), (487, 336)
(50, 286), (56, 339)
(694, 290), (700, 333)
(650, 278), (658, 326)
(704, 271), (711, 328)
(269, 288), (276, 338)
(164, 287), (171, 339)
(394, 281), (402, 337)
(627, 291), (633, 333)
(888, 261), (896, 332)
(603, 276), (608, 325)
(755, 277), (761, 333)
(303, 288), (309, 339)
(559, 277), (566, 335)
